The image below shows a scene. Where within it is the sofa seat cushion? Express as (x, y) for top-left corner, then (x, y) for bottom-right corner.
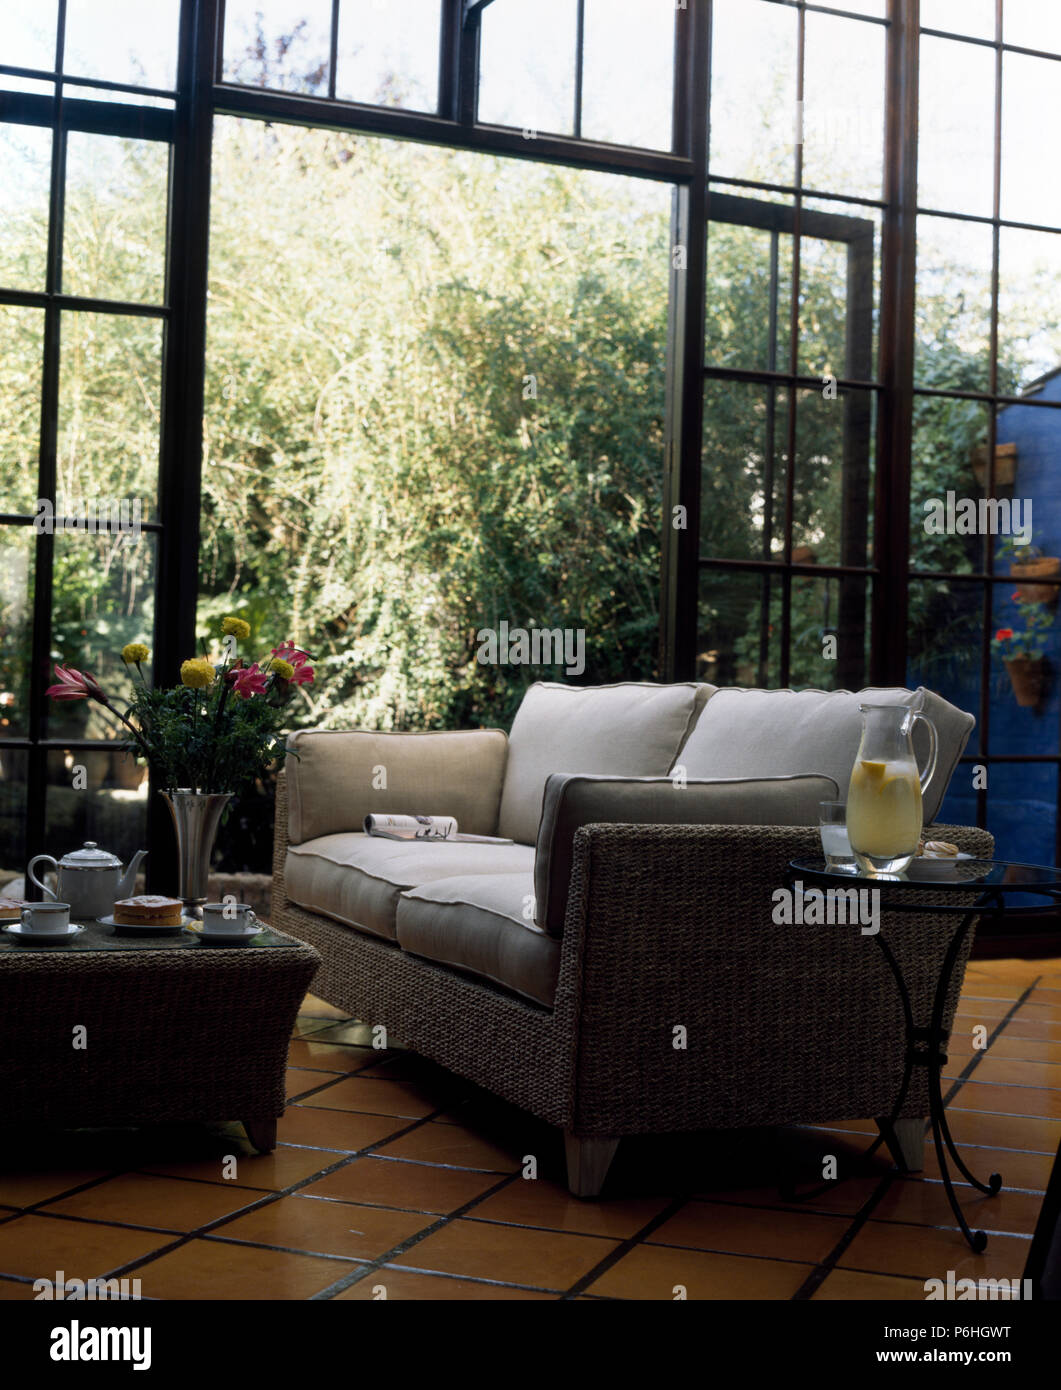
(674, 686), (973, 824)
(396, 873), (558, 1008)
(285, 834), (535, 941)
(497, 680), (716, 846)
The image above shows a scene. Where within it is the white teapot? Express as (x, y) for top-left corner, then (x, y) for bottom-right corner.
(28, 841), (148, 922)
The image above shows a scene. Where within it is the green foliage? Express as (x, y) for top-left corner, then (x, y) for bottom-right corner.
(126, 680), (288, 797)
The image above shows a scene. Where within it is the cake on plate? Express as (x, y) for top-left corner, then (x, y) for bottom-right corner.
(0, 897), (25, 922)
(113, 895), (183, 926)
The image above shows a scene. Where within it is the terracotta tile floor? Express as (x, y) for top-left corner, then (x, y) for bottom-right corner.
(1, 957), (1058, 1301)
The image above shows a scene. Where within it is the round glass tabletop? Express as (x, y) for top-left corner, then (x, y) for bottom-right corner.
(789, 857), (1061, 894)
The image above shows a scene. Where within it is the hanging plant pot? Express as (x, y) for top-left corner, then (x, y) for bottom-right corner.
(1004, 655), (1046, 709)
(972, 442), (1017, 491)
(1010, 555), (1061, 606)
(791, 545), (816, 565)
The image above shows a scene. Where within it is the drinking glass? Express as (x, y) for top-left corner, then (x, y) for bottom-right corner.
(819, 801), (857, 872)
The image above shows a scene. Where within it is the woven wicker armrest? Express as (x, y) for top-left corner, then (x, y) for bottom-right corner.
(553, 820), (994, 1136)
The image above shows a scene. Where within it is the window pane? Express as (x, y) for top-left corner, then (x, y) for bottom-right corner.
(1001, 53), (1061, 228)
(918, 36), (995, 216)
(698, 568), (782, 688)
(0, 123), (52, 292)
(710, 0), (797, 187)
(794, 388), (875, 570)
(986, 764), (1057, 867)
(817, 0), (884, 14)
(910, 395), (991, 576)
(920, 0), (995, 40)
(0, 529), (35, 738)
(47, 531), (156, 742)
(915, 215), (993, 393)
(335, 0), (440, 111)
(63, 0), (180, 90)
(478, 0), (577, 135)
(0, 306), (44, 513)
(802, 11), (885, 201)
(581, 0), (674, 150)
(1005, 0), (1061, 55)
(45, 748), (149, 870)
(62, 134), (169, 304)
(991, 585), (1059, 757)
(223, 0), (332, 94)
(798, 200), (880, 384)
(701, 381), (790, 563)
(999, 228), (1061, 392)
(705, 213), (792, 373)
(0, 0), (58, 70)
(994, 400), (1061, 567)
(0, 750), (29, 889)
(57, 313), (163, 523)
(788, 575), (870, 691)
(907, 577), (983, 737)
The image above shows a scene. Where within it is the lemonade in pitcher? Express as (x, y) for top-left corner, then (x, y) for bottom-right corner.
(846, 704), (937, 876)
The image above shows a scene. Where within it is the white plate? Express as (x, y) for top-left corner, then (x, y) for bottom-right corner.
(98, 913), (192, 933)
(184, 922), (262, 944)
(3, 922), (86, 943)
(906, 852), (974, 880)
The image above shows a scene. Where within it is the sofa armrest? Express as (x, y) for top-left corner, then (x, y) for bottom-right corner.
(533, 772), (839, 935)
(552, 821), (994, 1136)
(284, 727), (508, 844)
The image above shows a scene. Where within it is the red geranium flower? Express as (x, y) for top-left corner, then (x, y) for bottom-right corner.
(995, 628), (1014, 641)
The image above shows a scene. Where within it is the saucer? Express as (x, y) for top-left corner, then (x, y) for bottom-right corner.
(98, 914), (193, 936)
(3, 922), (86, 943)
(184, 922), (261, 945)
(906, 852), (975, 880)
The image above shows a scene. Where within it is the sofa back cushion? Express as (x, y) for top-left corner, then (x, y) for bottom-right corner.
(674, 686), (973, 824)
(534, 772), (840, 936)
(497, 681), (714, 846)
(285, 728), (508, 844)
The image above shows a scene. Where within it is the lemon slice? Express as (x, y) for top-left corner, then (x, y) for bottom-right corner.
(860, 760), (887, 780)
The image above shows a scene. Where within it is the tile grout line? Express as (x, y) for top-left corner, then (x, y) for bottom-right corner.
(558, 1195), (693, 1301)
(790, 1172), (896, 1300)
(942, 977), (1043, 1109)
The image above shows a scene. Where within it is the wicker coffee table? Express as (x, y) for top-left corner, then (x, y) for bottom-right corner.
(0, 919), (320, 1151)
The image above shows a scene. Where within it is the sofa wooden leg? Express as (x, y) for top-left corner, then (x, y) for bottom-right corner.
(244, 1117), (277, 1154)
(564, 1133), (620, 1198)
(877, 1116), (926, 1172)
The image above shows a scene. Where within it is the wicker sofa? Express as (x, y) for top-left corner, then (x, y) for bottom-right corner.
(271, 681), (991, 1196)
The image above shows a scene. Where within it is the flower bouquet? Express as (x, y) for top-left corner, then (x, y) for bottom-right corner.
(47, 618), (314, 910)
(46, 616), (314, 795)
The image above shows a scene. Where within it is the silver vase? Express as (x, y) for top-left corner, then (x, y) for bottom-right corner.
(160, 789), (232, 918)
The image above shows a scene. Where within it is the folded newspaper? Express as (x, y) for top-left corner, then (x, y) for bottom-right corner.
(363, 814), (513, 845)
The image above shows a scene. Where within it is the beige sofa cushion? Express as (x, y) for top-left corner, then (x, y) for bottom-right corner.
(534, 772), (839, 936)
(285, 833), (534, 940)
(396, 873), (559, 1008)
(674, 686), (973, 824)
(285, 728), (508, 845)
(497, 681), (715, 846)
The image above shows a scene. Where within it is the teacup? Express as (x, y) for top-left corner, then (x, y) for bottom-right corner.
(20, 901), (72, 933)
(201, 901), (257, 934)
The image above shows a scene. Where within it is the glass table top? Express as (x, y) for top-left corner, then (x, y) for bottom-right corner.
(790, 857), (1061, 894)
(0, 917), (300, 952)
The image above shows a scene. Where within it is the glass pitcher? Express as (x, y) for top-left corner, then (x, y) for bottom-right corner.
(846, 703), (938, 877)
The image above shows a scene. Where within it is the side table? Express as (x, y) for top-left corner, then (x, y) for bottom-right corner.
(785, 857), (1061, 1252)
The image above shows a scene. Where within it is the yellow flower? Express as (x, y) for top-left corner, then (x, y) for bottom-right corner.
(221, 616), (251, 640)
(270, 658), (295, 680)
(180, 658), (216, 690)
(122, 643), (150, 665)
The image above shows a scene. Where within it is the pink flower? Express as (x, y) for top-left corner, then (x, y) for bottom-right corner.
(230, 662), (270, 700)
(272, 641), (314, 686)
(45, 665), (106, 702)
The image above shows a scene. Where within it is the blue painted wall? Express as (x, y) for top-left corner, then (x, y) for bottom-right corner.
(910, 371), (1061, 866)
